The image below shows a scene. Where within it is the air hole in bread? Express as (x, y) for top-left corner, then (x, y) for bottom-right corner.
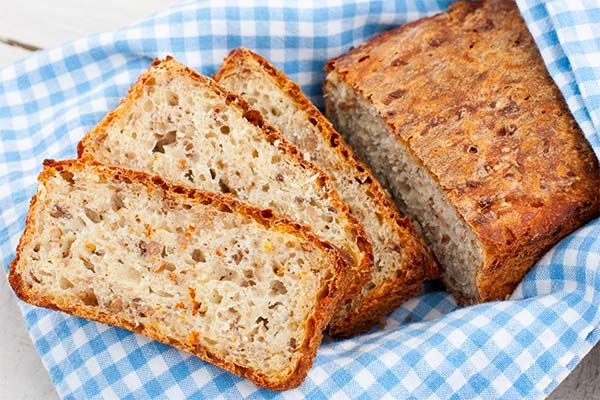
(142, 99), (153, 112)
(205, 131), (217, 140)
(152, 130), (178, 153)
(184, 169), (194, 183)
(251, 149), (259, 158)
(153, 288), (174, 298)
(166, 91), (179, 106)
(218, 179), (232, 194)
(271, 107), (282, 117)
(220, 125), (230, 135)
(272, 263), (284, 276)
(84, 207), (102, 223)
(138, 240), (160, 256)
(163, 262), (176, 272)
(124, 266), (142, 284)
(270, 280), (287, 295)
(271, 154), (282, 164)
(256, 316), (269, 329)
(59, 171), (75, 184)
(240, 280), (256, 287)
(80, 289), (98, 306)
(79, 256), (95, 272)
(111, 193), (124, 211)
(209, 168), (216, 180)
(261, 183), (270, 192)
(59, 276), (74, 290)
(50, 204), (72, 219)
(191, 248), (206, 263)
(219, 269), (236, 281)
(210, 290), (223, 304)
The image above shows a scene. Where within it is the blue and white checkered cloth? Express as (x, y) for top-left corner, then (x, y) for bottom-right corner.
(1, 1), (599, 398)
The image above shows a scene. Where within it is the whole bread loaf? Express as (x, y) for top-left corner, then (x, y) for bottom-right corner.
(78, 57), (372, 303)
(9, 160), (350, 390)
(324, 0), (600, 304)
(214, 48), (439, 337)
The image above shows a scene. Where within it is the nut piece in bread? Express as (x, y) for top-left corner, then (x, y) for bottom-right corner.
(78, 57), (372, 306)
(214, 48), (439, 337)
(324, 0), (600, 304)
(9, 160), (350, 390)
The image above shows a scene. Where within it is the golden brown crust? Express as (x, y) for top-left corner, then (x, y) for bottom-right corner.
(326, 0), (600, 303)
(215, 48), (440, 337)
(78, 56), (373, 306)
(9, 159), (352, 391)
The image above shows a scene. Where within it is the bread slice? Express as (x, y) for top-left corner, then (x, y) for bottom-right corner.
(78, 57), (372, 303)
(214, 48), (439, 337)
(324, 0), (600, 304)
(9, 159), (350, 390)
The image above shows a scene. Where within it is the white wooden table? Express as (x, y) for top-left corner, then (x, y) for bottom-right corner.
(0, 2), (597, 399)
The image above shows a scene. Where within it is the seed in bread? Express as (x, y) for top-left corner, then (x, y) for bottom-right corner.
(9, 159), (350, 391)
(78, 57), (372, 304)
(214, 48), (439, 337)
(324, 0), (600, 304)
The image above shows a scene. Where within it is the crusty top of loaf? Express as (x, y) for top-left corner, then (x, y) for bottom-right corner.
(327, 0), (599, 282)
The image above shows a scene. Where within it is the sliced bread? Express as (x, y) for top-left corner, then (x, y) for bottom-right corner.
(324, 0), (600, 304)
(78, 57), (372, 303)
(214, 48), (439, 337)
(9, 159), (350, 390)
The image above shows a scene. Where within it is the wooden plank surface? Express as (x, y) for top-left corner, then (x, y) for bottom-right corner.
(0, 2), (597, 399)
(0, 276), (58, 400)
(549, 344), (600, 400)
(0, 0), (173, 50)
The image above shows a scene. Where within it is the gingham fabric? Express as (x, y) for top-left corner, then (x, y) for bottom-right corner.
(1, 0), (598, 398)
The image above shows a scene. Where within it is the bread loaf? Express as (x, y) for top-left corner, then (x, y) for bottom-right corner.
(78, 57), (372, 303)
(324, 0), (600, 304)
(9, 159), (349, 390)
(214, 48), (439, 337)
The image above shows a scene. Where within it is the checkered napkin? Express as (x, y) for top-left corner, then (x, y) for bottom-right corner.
(1, 0), (598, 398)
